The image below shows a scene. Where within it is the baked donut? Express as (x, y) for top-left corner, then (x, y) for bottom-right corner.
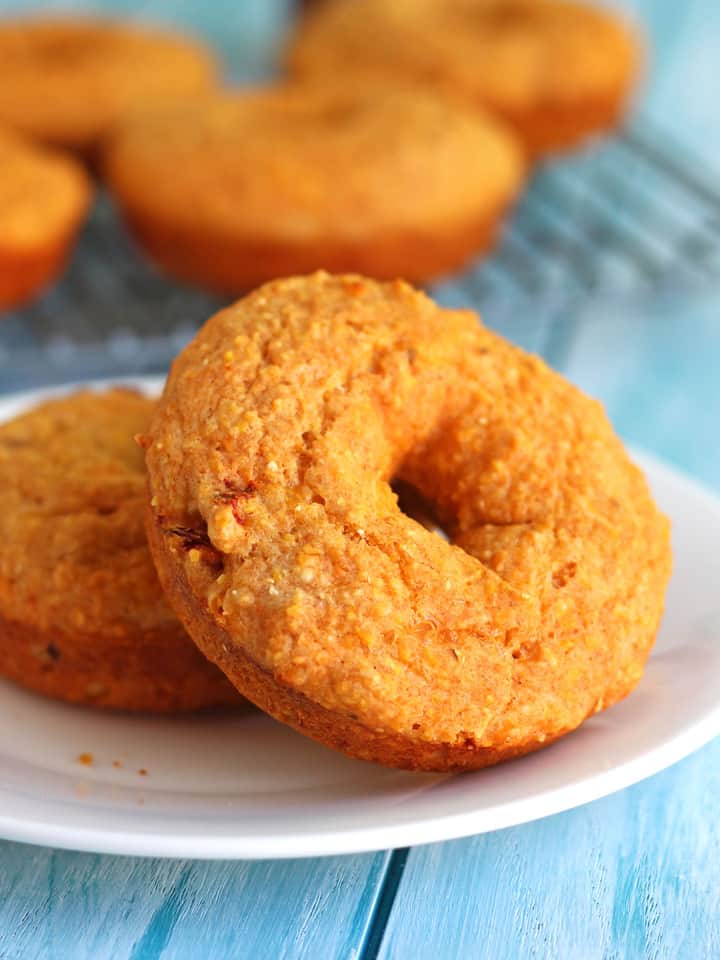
(103, 84), (524, 290)
(287, 0), (641, 155)
(144, 273), (671, 771)
(0, 127), (91, 310)
(0, 16), (219, 158)
(0, 388), (239, 712)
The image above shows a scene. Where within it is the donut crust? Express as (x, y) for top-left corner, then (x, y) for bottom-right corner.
(0, 610), (237, 714)
(103, 85), (524, 290)
(0, 388), (239, 711)
(145, 273), (671, 770)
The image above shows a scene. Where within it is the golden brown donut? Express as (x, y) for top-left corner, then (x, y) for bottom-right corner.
(0, 388), (239, 712)
(0, 127), (91, 310)
(144, 273), (671, 771)
(287, 0), (642, 155)
(103, 84), (525, 290)
(0, 15), (219, 158)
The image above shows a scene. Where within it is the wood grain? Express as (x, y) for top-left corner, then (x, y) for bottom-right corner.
(378, 739), (720, 960)
(0, 846), (389, 960)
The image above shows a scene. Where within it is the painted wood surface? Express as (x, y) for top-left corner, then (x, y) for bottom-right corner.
(0, 845), (390, 960)
(380, 740), (720, 960)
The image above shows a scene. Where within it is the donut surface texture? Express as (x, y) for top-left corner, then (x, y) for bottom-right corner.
(0, 16), (219, 157)
(145, 273), (671, 770)
(0, 389), (239, 712)
(287, 0), (641, 155)
(0, 127), (91, 310)
(103, 84), (524, 290)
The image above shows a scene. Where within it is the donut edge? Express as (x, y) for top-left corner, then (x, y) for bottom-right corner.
(108, 198), (517, 294)
(0, 606), (241, 713)
(0, 228), (84, 311)
(0, 146), (92, 310)
(497, 84), (637, 156)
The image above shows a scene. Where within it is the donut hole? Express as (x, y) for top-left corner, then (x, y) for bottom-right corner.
(265, 97), (367, 136)
(316, 102), (364, 127)
(281, 98), (367, 133)
(484, 3), (540, 26)
(453, 0), (544, 34)
(32, 31), (99, 65)
(392, 478), (449, 542)
(0, 436), (30, 449)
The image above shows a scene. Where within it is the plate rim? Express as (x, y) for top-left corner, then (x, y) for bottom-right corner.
(0, 703), (718, 860)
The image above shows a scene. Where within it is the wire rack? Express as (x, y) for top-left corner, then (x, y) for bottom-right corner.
(2, 117), (720, 392)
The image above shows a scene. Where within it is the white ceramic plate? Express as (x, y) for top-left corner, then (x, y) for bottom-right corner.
(0, 378), (718, 859)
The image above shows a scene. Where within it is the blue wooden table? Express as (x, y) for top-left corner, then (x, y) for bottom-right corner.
(1, 1), (719, 958)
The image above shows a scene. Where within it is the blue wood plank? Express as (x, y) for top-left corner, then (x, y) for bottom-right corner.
(0, 844), (389, 960)
(378, 738), (720, 960)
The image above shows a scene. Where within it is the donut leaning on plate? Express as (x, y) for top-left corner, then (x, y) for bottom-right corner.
(103, 83), (525, 290)
(143, 272), (672, 771)
(0, 127), (91, 310)
(0, 15), (219, 159)
(0, 388), (240, 712)
(287, 0), (642, 156)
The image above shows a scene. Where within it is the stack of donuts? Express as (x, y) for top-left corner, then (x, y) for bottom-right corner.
(1, 0), (641, 306)
(0, 3), (672, 773)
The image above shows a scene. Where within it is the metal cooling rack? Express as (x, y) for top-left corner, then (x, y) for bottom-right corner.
(2, 118), (720, 392)
(435, 118), (720, 305)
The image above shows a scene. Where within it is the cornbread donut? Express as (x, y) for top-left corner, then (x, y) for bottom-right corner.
(0, 128), (91, 310)
(144, 273), (671, 771)
(0, 388), (239, 712)
(103, 84), (524, 290)
(0, 16), (219, 157)
(287, 0), (641, 155)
